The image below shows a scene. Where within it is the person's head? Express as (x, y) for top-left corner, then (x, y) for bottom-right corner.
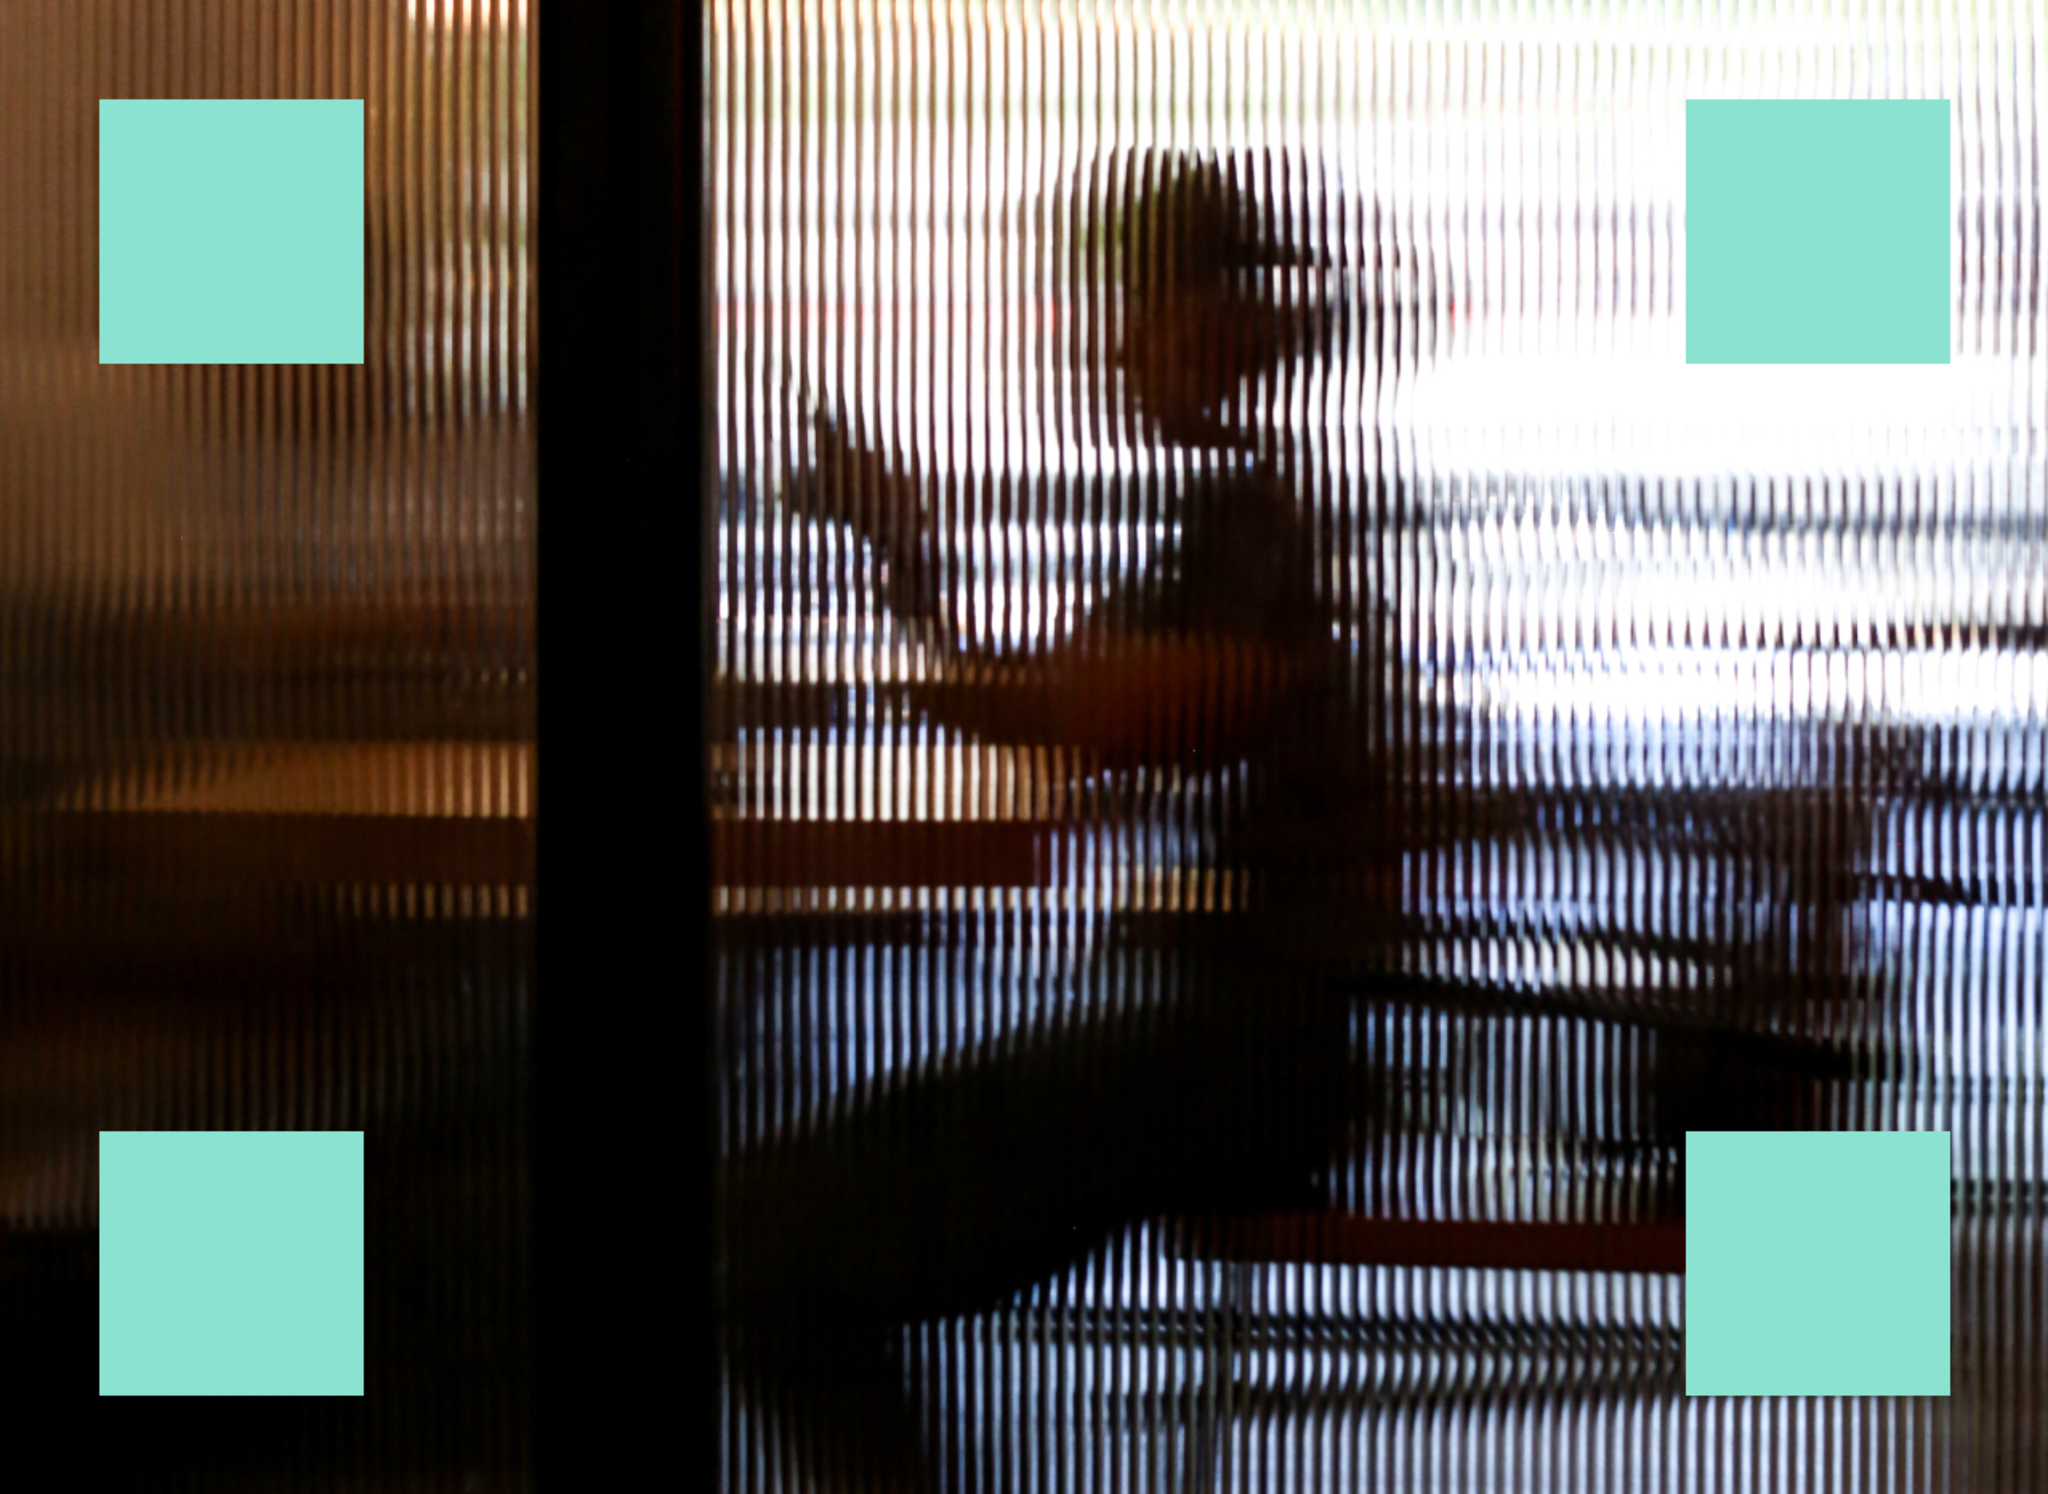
(1106, 149), (1324, 450)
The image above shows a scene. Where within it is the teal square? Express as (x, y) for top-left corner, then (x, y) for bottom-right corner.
(99, 99), (364, 364)
(1686, 1130), (1950, 1397)
(100, 1130), (365, 1397)
(1686, 100), (1949, 364)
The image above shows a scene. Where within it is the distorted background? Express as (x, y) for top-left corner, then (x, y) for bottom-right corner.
(0, 0), (532, 1484)
(709, 3), (2043, 1492)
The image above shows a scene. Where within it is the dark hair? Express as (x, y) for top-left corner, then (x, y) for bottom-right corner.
(1110, 149), (1315, 306)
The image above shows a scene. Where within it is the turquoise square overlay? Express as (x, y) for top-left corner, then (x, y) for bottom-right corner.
(1686, 1130), (1950, 1397)
(1686, 100), (1949, 364)
(100, 1130), (366, 1397)
(100, 99), (364, 364)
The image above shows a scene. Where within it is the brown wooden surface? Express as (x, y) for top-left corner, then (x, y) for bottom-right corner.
(0, 811), (533, 885)
(712, 818), (1046, 888)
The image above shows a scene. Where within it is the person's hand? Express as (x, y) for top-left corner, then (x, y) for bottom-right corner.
(780, 391), (942, 629)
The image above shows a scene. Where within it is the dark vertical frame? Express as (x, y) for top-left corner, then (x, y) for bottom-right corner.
(536, 0), (707, 1484)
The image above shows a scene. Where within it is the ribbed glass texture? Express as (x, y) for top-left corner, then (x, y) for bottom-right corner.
(710, 3), (2042, 1493)
(0, 0), (533, 1481)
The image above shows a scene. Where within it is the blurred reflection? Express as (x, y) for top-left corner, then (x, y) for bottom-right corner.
(0, 1), (531, 1482)
(711, 6), (2044, 1491)
(717, 149), (1890, 1492)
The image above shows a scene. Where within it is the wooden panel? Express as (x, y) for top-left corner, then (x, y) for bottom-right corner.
(712, 818), (1046, 888)
(0, 811), (534, 886)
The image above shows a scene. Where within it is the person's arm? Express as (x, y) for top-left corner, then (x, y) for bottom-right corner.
(780, 408), (1336, 768)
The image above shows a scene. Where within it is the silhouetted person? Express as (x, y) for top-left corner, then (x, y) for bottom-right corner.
(722, 149), (1366, 1493)
(718, 148), (1873, 1491)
